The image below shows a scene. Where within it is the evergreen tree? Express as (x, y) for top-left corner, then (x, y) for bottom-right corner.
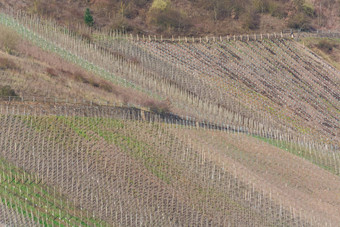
(84, 8), (94, 26)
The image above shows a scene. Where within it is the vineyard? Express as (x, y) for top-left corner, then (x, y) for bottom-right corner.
(0, 7), (339, 227)
(0, 102), (340, 226)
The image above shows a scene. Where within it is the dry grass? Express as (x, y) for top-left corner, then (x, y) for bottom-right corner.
(145, 98), (171, 114)
(0, 57), (17, 70)
(0, 41), (162, 108)
(0, 24), (21, 54)
(301, 37), (340, 71)
(0, 85), (17, 97)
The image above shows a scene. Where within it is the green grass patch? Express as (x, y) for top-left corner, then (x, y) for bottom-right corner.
(67, 116), (176, 184)
(253, 135), (339, 176)
(0, 157), (106, 226)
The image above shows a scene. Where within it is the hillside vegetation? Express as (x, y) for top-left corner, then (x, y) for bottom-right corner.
(1, 0), (339, 36)
(1, 11), (339, 148)
(0, 5), (339, 227)
(301, 37), (340, 70)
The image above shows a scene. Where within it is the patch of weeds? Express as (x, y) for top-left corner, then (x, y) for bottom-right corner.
(0, 85), (17, 97)
(316, 39), (338, 53)
(0, 57), (17, 70)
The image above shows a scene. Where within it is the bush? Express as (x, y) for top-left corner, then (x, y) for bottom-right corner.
(317, 40), (337, 53)
(0, 85), (17, 97)
(46, 67), (58, 77)
(133, 0), (151, 7)
(253, 0), (270, 13)
(268, 2), (287, 19)
(148, 0), (191, 32)
(146, 99), (171, 114)
(0, 25), (21, 54)
(0, 57), (17, 70)
(242, 10), (260, 30)
(150, 0), (171, 11)
(84, 8), (94, 26)
(302, 3), (316, 18)
(288, 12), (312, 31)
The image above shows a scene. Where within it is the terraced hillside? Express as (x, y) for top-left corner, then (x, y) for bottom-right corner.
(117, 38), (340, 146)
(0, 101), (339, 226)
(1, 10), (338, 148)
(0, 8), (339, 227)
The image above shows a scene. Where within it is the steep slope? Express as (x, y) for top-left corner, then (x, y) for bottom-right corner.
(1, 10), (338, 146)
(0, 101), (339, 226)
(0, 4), (339, 227)
(301, 37), (340, 71)
(124, 37), (339, 145)
(1, 0), (339, 35)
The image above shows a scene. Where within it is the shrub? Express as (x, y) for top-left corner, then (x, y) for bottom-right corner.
(99, 82), (113, 93)
(72, 71), (91, 84)
(253, 0), (270, 13)
(133, 0), (151, 7)
(242, 10), (260, 30)
(0, 25), (21, 54)
(302, 3), (316, 18)
(0, 57), (17, 70)
(0, 85), (17, 97)
(46, 67), (58, 77)
(84, 8), (94, 27)
(148, 0), (191, 32)
(146, 99), (171, 114)
(317, 40), (337, 53)
(150, 0), (171, 11)
(197, 0), (240, 20)
(270, 4), (287, 19)
(288, 12), (312, 31)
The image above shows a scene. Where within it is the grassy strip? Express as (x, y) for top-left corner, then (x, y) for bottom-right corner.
(253, 135), (339, 176)
(300, 37), (340, 70)
(0, 157), (106, 226)
(24, 114), (177, 184)
(66, 116), (176, 184)
(0, 13), (159, 100)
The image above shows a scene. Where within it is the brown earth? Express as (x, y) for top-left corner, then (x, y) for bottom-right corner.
(176, 128), (340, 226)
